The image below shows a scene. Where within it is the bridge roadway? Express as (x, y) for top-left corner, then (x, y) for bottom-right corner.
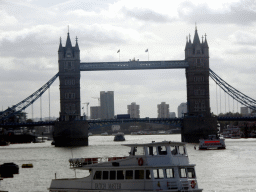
(80, 60), (189, 71)
(1, 116), (256, 129)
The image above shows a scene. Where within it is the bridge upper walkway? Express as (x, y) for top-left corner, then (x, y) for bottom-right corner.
(80, 60), (189, 71)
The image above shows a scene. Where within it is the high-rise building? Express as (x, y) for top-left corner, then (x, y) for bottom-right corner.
(90, 106), (101, 119)
(241, 106), (250, 116)
(169, 112), (176, 118)
(178, 103), (187, 118)
(100, 91), (114, 119)
(157, 102), (169, 118)
(127, 102), (140, 118)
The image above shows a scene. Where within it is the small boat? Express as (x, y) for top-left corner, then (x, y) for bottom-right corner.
(49, 141), (203, 192)
(101, 132), (108, 136)
(0, 163), (19, 178)
(114, 132), (125, 141)
(199, 135), (226, 150)
(22, 164), (33, 168)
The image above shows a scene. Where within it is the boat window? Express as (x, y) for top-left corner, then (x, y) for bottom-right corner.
(179, 168), (187, 178)
(93, 171), (102, 180)
(153, 169), (165, 179)
(187, 168), (195, 178)
(170, 146), (178, 155)
(148, 146), (153, 155)
(146, 170), (151, 179)
(178, 146), (186, 155)
(102, 171), (108, 180)
(148, 146), (157, 155)
(117, 170), (124, 180)
(110, 171), (116, 180)
(135, 170), (144, 179)
(166, 168), (174, 178)
(126, 170), (133, 180)
(134, 147), (145, 155)
(158, 146), (167, 155)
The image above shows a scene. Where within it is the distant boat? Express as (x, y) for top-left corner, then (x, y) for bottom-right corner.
(88, 132), (93, 136)
(223, 126), (241, 139)
(101, 132), (108, 136)
(114, 132), (125, 141)
(199, 135), (226, 150)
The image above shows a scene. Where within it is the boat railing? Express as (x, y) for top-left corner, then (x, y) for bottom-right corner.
(69, 156), (128, 167)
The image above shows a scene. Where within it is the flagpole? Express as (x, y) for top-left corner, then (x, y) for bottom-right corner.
(117, 49), (120, 62)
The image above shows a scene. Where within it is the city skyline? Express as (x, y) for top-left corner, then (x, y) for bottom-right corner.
(1, 0), (256, 119)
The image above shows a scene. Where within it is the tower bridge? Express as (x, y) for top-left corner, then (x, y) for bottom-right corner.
(1, 27), (256, 146)
(54, 27), (214, 146)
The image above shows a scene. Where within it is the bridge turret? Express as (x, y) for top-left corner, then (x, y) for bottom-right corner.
(182, 27), (217, 143)
(58, 37), (64, 59)
(185, 27), (210, 117)
(58, 31), (81, 122)
(74, 36), (80, 60)
(202, 34), (209, 57)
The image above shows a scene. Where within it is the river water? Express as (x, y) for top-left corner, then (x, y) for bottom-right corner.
(0, 134), (256, 192)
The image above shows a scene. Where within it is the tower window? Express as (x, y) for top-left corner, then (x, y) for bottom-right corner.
(64, 61), (75, 71)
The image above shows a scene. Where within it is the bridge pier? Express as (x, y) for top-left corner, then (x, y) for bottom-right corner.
(53, 121), (88, 147)
(181, 116), (218, 143)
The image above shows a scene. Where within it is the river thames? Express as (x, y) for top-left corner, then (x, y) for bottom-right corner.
(0, 134), (256, 192)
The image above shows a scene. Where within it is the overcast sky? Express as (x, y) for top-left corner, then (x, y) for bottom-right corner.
(1, 0), (256, 119)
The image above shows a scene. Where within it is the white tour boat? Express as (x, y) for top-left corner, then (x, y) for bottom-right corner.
(199, 135), (226, 150)
(49, 141), (203, 192)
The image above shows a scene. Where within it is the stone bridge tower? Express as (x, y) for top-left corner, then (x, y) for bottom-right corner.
(58, 33), (81, 121)
(182, 27), (217, 142)
(54, 32), (88, 147)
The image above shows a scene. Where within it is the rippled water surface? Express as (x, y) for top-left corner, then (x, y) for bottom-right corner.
(0, 134), (256, 192)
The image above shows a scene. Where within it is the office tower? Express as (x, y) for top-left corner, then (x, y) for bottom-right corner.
(157, 102), (169, 118)
(240, 107), (250, 116)
(169, 112), (176, 118)
(90, 106), (101, 119)
(100, 91), (114, 119)
(127, 102), (140, 118)
(178, 103), (187, 118)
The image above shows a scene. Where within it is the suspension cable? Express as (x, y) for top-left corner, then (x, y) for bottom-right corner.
(216, 83), (218, 115)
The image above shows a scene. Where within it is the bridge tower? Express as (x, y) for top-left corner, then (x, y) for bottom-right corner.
(54, 32), (88, 147)
(182, 27), (217, 142)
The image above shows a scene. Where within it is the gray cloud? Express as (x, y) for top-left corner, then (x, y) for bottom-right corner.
(178, 0), (256, 25)
(122, 7), (175, 23)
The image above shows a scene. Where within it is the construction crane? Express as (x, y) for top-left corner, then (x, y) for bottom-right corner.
(82, 102), (89, 119)
(91, 97), (100, 106)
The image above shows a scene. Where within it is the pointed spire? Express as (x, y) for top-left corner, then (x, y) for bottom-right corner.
(204, 33), (209, 48)
(58, 37), (63, 52)
(185, 36), (189, 50)
(193, 26), (200, 45)
(189, 33), (191, 44)
(66, 31), (72, 48)
(75, 36), (80, 51)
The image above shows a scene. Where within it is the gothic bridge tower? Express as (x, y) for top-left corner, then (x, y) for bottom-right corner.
(182, 27), (217, 142)
(54, 32), (88, 147)
(58, 32), (81, 121)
